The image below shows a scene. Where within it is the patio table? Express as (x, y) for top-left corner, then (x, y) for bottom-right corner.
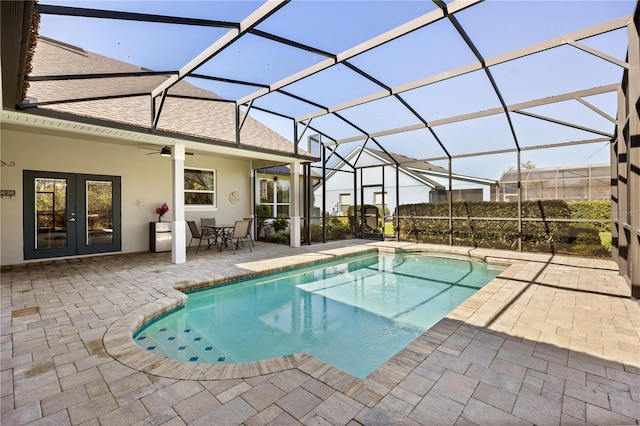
(203, 224), (234, 251)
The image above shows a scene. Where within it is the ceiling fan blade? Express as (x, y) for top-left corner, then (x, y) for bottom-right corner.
(139, 146), (195, 156)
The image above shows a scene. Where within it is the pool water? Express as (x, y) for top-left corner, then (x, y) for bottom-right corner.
(134, 252), (505, 378)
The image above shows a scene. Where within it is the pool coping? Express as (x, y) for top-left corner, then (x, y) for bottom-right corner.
(103, 244), (529, 407)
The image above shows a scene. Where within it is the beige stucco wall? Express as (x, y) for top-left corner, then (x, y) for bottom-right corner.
(0, 124), (253, 266)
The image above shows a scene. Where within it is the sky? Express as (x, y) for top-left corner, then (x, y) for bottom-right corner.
(35, 0), (637, 179)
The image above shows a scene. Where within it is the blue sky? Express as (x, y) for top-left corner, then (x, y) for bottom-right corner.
(36, 0), (636, 179)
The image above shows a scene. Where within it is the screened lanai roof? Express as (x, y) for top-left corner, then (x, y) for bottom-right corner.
(2, 0), (637, 176)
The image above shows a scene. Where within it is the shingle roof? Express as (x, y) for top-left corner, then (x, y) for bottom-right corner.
(257, 164), (322, 179)
(25, 37), (309, 157)
(364, 147), (450, 174)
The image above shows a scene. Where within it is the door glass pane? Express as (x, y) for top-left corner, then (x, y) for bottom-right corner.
(86, 180), (113, 245)
(35, 178), (67, 249)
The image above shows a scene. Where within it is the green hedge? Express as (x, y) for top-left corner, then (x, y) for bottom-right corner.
(566, 201), (611, 232)
(303, 221), (353, 244)
(393, 200), (611, 255)
(394, 200), (574, 248)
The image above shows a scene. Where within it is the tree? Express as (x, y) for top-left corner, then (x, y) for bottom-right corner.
(503, 161), (536, 174)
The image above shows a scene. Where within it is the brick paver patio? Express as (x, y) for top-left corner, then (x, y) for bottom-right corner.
(1, 240), (639, 425)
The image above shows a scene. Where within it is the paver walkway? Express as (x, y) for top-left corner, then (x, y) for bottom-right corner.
(1, 240), (639, 425)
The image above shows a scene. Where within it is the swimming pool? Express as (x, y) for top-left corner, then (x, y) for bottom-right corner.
(134, 251), (505, 378)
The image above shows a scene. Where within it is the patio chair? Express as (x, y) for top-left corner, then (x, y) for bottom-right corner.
(201, 217), (216, 228)
(243, 217), (255, 247)
(200, 217), (219, 247)
(187, 220), (214, 254)
(221, 220), (252, 254)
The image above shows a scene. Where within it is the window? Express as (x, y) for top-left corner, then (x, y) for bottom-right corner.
(184, 168), (215, 207)
(275, 180), (290, 218)
(339, 193), (351, 215)
(258, 177), (290, 218)
(374, 192), (386, 213)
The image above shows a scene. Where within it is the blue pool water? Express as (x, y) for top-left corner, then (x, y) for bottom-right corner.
(135, 252), (505, 378)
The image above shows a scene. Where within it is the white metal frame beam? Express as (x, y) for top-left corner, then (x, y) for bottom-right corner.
(326, 84), (620, 146)
(295, 15), (630, 124)
(235, 0), (482, 107)
(150, 0), (289, 99)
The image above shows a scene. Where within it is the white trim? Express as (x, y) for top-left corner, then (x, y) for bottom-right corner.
(184, 167), (217, 209)
(1, 110), (302, 163)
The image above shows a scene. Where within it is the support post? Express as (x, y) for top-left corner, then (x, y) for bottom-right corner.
(448, 157), (453, 246)
(517, 150), (523, 252)
(289, 160), (301, 248)
(395, 163), (400, 242)
(171, 144), (186, 264)
(353, 163), (358, 238)
(322, 143), (327, 243)
(625, 10), (639, 297)
(305, 162), (312, 245)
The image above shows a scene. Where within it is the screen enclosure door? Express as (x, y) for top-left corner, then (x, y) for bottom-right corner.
(23, 171), (121, 260)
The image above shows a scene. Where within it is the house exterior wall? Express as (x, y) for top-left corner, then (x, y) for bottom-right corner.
(317, 165), (432, 216)
(0, 124), (252, 266)
(422, 176), (494, 201)
(315, 150), (493, 216)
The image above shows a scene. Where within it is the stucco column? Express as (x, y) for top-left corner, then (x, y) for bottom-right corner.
(171, 144), (186, 264)
(289, 160), (301, 247)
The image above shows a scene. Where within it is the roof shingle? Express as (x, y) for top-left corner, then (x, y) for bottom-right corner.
(26, 37), (308, 157)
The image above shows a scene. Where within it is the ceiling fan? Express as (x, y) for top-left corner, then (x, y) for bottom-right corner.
(138, 146), (194, 157)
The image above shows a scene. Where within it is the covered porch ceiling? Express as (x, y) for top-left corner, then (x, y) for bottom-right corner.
(1, 0), (637, 177)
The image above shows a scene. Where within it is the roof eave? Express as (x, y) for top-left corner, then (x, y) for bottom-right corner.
(1, 0), (36, 110)
(3, 108), (318, 163)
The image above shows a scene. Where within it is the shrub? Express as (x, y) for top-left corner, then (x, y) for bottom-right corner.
(394, 200), (573, 247)
(266, 231), (289, 244)
(272, 218), (289, 232)
(309, 224), (323, 242)
(566, 225), (601, 246)
(566, 201), (611, 232)
(329, 216), (348, 227)
(393, 200), (611, 256)
(256, 204), (271, 236)
(328, 224), (351, 240)
(303, 221), (352, 242)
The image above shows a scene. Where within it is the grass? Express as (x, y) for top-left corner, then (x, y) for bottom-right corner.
(599, 231), (612, 251)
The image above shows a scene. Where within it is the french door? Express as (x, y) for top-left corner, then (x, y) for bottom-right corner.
(23, 171), (121, 260)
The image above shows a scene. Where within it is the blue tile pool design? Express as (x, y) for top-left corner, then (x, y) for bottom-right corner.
(134, 251), (505, 378)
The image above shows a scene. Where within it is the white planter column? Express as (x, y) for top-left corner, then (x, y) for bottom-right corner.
(171, 144), (186, 264)
(289, 160), (301, 247)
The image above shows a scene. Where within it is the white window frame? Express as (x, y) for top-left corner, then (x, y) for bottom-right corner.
(374, 191), (386, 212)
(184, 167), (217, 211)
(258, 177), (290, 218)
(339, 193), (351, 216)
